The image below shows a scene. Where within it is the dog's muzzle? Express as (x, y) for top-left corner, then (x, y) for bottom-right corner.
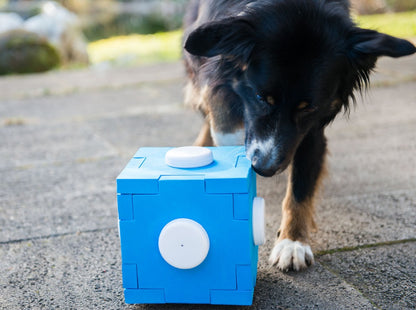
(246, 138), (287, 177)
(250, 153), (287, 177)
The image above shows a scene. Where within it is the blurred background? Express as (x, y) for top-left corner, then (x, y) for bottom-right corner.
(0, 0), (415, 75)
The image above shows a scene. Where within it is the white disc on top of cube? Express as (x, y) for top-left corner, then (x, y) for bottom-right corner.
(158, 218), (210, 269)
(165, 146), (213, 168)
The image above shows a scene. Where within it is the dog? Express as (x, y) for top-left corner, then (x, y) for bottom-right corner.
(182, 0), (416, 271)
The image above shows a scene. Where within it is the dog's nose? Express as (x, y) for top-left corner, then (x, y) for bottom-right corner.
(250, 148), (288, 177)
(251, 163), (276, 177)
(251, 154), (277, 177)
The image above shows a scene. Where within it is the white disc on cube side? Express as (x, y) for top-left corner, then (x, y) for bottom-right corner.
(252, 197), (266, 246)
(165, 146), (213, 168)
(158, 218), (210, 269)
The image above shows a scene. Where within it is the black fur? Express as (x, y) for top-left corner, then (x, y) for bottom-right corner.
(183, 0), (415, 270)
(184, 0), (415, 178)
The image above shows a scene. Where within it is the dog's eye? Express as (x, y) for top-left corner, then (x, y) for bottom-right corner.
(256, 94), (275, 106)
(296, 101), (317, 115)
(297, 101), (310, 110)
(256, 94), (265, 102)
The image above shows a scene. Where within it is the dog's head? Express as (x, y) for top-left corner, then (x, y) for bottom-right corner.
(185, 0), (416, 176)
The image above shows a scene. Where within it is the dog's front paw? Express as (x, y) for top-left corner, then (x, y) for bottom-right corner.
(269, 239), (314, 271)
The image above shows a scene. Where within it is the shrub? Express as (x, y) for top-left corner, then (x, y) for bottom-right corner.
(0, 29), (60, 75)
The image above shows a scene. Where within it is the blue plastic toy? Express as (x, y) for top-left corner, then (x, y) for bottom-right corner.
(116, 146), (265, 305)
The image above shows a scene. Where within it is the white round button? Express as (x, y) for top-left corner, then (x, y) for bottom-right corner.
(252, 197), (266, 246)
(158, 218), (210, 269)
(165, 146), (213, 168)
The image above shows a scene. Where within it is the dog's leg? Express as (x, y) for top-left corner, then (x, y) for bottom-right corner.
(269, 129), (327, 271)
(194, 117), (214, 146)
(194, 84), (244, 147)
(207, 85), (245, 146)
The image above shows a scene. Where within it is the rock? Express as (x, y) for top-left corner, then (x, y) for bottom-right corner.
(23, 1), (89, 65)
(350, 0), (388, 14)
(0, 29), (60, 75)
(0, 12), (24, 33)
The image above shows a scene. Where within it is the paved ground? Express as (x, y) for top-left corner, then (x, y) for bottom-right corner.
(0, 56), (415, 310)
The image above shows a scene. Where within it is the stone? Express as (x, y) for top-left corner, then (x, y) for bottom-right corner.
(23, 1), (89, 65)
(0, 12), (23, 33)
(0, 29), (60, 75)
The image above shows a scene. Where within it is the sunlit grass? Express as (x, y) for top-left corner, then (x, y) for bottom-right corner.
(355, 10), (416, 38)
(87, 30), (182, 66)
(87, 11), (416, 67)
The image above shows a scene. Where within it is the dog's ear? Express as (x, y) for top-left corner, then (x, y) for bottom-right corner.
(342, 28), (415, 102)
(349, 28), (416, 58)
(324, 0), (350, 13)
(184, 18), (256, 60)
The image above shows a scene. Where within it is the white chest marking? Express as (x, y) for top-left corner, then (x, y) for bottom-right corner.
(210, 129), (245, 146)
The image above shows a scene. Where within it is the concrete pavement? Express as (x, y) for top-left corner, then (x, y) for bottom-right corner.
(0, 56), (415, 309)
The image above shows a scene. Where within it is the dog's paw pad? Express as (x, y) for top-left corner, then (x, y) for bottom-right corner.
(269, 239), (314, 271)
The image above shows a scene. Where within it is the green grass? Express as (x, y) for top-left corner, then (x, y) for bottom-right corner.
(87, 11), (416, 67)
(87, 30), (182, 66)
(356, 10), (416, 38)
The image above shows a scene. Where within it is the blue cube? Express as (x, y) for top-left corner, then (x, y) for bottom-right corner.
(116, 146), (264, 305)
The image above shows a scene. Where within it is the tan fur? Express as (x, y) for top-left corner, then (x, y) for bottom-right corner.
(297, 101), (309, 110)
(267, 96), (275, 106)
(194, 118), (214, 146)
(186, 82), (215, 146)
(278, 159), (327, 243)
(184, 81), (198, 108)
(185, 82), (210, 113)
(331, 98), (342, 111)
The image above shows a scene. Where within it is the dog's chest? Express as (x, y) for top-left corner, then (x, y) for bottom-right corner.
(211, 128), (245, 146)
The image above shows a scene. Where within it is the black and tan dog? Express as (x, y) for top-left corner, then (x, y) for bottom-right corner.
(183, 0), (416, 271)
